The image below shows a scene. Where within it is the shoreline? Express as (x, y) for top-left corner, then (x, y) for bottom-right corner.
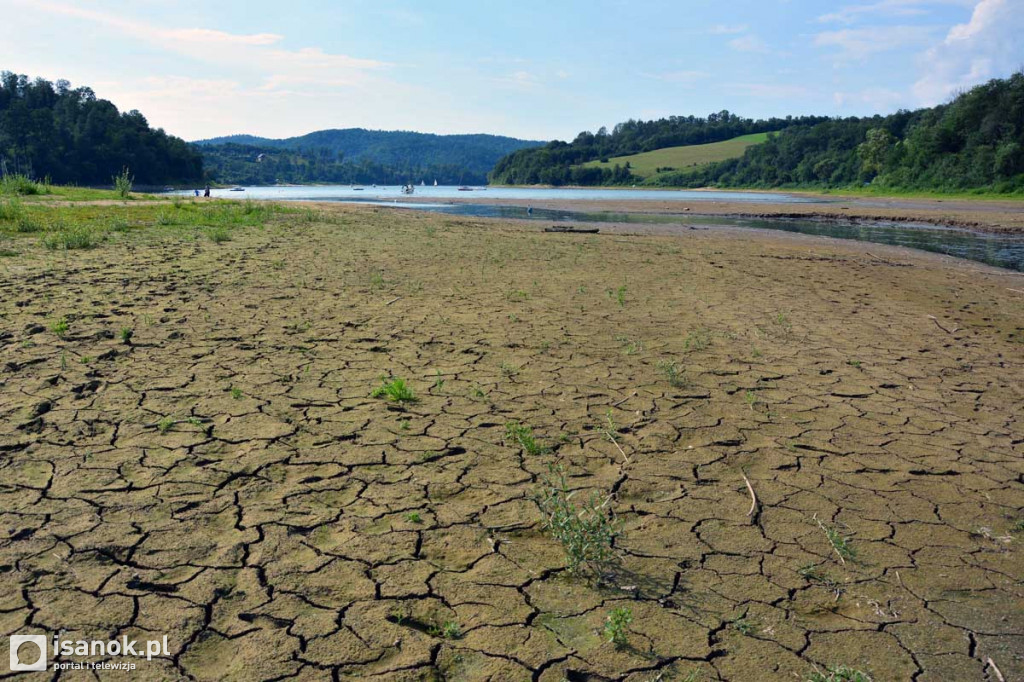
(380, 194), (1024, 234)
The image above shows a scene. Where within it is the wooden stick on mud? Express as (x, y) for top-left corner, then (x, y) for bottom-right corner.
(612, 391), (637, 408)
(927, 315), (958, 334)
(741, 472), (758, 517)
(987, 657), (1005, 682)
(384, 296), (401, 306)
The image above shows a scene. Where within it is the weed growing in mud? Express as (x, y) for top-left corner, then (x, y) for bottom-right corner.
(684, 326), (712, 351)
(731, 617), (757, 636)
(657, 359), (686, 388)
(805, 666), (872, 682)
(230, 387), (243, 400)
(773, 311), (793, 333)
(434, 621), (461, 640)
(42, 225), (95, 250)
(616, 335), (644, 355)
(370, 270), (385, 289)
(205, 226), (231, 243)
(603, 607), (633, 648)
(536, 463), (621, 574)
(405, 512), (423, 523)
(157, 417), (175, 434)
(815, 516), (856, 564)
(500, 362), (520, 379)
(505, 421), (550, 456)
(119, 326), (134, 344)
(371, 377), (417, 403)
(51, 317), (70, 338)
(432, 370), (445, 392)
(0, 197), (23, 221)
(610, 285), (627, 307)
(112, 167), (133, 198)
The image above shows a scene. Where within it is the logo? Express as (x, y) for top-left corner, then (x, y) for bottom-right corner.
(9, 634), (47, 672)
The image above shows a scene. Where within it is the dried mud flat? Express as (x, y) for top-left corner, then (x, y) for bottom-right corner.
(1, 204), (1023, 681)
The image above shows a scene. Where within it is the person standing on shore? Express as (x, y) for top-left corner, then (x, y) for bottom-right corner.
(204, 185), (210, 198)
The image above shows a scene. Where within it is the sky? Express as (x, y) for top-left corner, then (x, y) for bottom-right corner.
(1, 0), (1021, 142)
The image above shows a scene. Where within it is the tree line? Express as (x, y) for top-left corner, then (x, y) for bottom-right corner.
(199, 143), (492, 185)
(488, 111), (829, 185)
(0, 72), (203, 185)
(491, 73), (1024, 193)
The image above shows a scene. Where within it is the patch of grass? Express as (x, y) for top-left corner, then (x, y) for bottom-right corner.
(119, 326), (134, 344)
(504, 421), (551, 456)
(613, 285), (627, 307)
(500, 362), (520, 379)
(51, 317), (70, 339)
(615, 335), (644, 355)
(731, 617), (756, 636)
(230, 387), (243, 400)
(815, 515), (856, 564)
(204, 226), (231, 243)
(582, 133), (769, 178)
(436, 620), (461, 640)
(371, 376), (417, 403)
(0, 174), (43, 196)
(157, 417), (175, 434)
(657, 359), (686, 388)
(42, 224), (96, 250)
(805, 665), (872, 682)
(405, 512), (422, 523)
(109, 217), (131, 232)
(0, 197), (24, 221)
(15, 215), (45, 233)
(773, 311), (793, 333)
(536, 463), (621, 574)
(684, 326), (712, 352)
(603, 607), (633, 648)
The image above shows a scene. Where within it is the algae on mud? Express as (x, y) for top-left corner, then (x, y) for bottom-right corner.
(1, 202), (1022, 681)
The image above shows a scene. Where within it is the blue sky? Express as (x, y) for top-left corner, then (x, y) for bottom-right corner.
(1, 0), (1021, 141)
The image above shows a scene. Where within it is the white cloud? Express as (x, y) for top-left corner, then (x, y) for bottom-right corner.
(641, 70), (709, 85)
(708, 24), (749, 35)
(913, 0), (1024, 104)
(814, 25), (935, 60)
(728, 35), (770, 53)
(818, 0), (974, 24)
(723, 83), (812, 98)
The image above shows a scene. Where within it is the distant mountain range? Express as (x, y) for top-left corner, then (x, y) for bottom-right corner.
(193, 128), (542, 185)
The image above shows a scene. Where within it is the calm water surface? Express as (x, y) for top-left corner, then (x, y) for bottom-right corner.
(180, 185), (1024, 272)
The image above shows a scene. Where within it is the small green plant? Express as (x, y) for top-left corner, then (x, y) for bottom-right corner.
(405, 512), (423, 523)
(79, 356), (93, 365)
(731, 617), (756, 636)
(119, 326), (134, 344)
(603, 607), (633, 648)
(370, 270), (385, 289)
(113, 167), (133, 198)
(51, 317), (70, 339)
(805, 665), (872, 682)
(438, 620), (461, 640)
(371, 377), (417, 403)
(42, 225), (95, 250)
(205, 226), (231, 243)
(399, 419), (411, 431)
(614, 285), (627, 307)
(109, 217), (131, 232)
(815, 515), (856, 564)
(684, 326), (712, 351)
(536, 463), (621, 574)
(500, 362), (520, 378)
(157, 417), (175, 434)
(230, 387), (243, 400)
(60, 351), (67, 371)
(0, 197), (23, 220)
(846, 359), (861, 368)
(657, 359), (686, 388)
(0, 174), (42, 196)
(504, 421), (550, 456)
(1011, 519), (1024, 534)
(773, 311), (792, 333)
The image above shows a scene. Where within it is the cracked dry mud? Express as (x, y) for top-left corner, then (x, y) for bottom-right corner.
(1, 205), (1022, 681)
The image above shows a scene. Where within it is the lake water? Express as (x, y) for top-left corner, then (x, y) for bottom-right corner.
(177, 185), (1024, 272)
(190, 185), (823, 203)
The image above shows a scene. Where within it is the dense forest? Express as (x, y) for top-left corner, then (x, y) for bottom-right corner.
(201, 143), (495, 185)
(0, 72), (203, 185)
(488, 112), (829, 185)
(665, 73), (1024, 193)
(491, 73), (1024, 193)
(196, 129), (540, 185)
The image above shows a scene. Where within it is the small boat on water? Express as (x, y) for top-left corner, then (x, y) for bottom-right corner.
(229, 187), (245, 192)
(402, 184), (415, 194)
(433, 179), (438, 186)
(353, 187), (364, 191)
(457, 186), (473, 191)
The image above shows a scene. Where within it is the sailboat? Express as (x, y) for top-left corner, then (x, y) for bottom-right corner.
(433, 179), (438, 186)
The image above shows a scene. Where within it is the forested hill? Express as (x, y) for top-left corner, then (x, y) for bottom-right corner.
(195, 129), (541, 185)
(491, 73), (1024, 194)
(488, 112), (829, 185)
(668, 73), (1024, 193)
(0, 72), (203, 185)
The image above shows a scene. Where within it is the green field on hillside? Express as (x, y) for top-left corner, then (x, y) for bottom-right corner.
(581, 132), (769, 178)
